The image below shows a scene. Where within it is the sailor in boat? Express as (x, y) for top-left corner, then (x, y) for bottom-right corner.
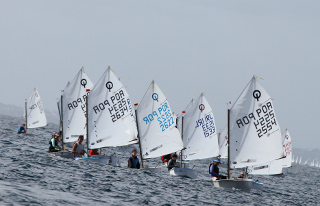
(167, 154), (179, 171)
(89, 149), (99, 156)
(128, 149), (140, 169)
(209, 159), (226, 180)
(72, 135), (85, 157)
(161, 153), (172, 163)
(49, 133), (62, 152)
(238, 172), (245, 178)
(17, 124), (26, 134)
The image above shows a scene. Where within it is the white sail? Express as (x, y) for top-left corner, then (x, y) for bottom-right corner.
(177, 99), (194, 134)
(184, 98), (195, 114)
(26, 87), (47, 128)
(282, 129), (292, 168)
(218, 126), (228, 159)
(62, 68), (94, 143)
(230, 77), (284, 168)
(181, 93), (219, 160)
(310, 160), (315, 167)
(299, 156), (302, 164)
(136, 81), (184, 159)
(247, 159), (283, 175)
(87, 67), (138, 149)
(57, 81), (71, 118)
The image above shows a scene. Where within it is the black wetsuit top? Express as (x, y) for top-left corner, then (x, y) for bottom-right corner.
(167, 159), (177, 171)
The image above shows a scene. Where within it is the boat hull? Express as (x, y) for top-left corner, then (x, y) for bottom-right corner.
(169, 168), (197, 179)
(75, 155), (121, 167)
(212, 179), (252, 192)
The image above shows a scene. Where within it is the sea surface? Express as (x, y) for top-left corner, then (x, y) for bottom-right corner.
(0, 114), (319, 206)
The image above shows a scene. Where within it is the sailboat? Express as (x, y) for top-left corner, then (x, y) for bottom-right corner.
(282, 128), (292, 168)
(76, 66), (138, 166)
(25, 87), (47, 130)
(309, 159), (315, 167)
(170, 93), (220, 179)
(135, 80), (184, 173)
(61, 68), (94, 145)
(55, 68), (94, 158)
(212, 76), (284, 192)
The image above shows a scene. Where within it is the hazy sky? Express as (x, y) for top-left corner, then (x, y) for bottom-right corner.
(1, 1), (319, 148)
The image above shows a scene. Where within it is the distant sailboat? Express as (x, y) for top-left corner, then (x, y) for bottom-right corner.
(282, 128), (292, 168)
(25, 87), (47, 130)
(309, 159), (315, 167)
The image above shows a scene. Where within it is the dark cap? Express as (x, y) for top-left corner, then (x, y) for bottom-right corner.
(132, 149), (137, 153)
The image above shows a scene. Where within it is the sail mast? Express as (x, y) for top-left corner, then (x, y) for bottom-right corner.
(86, 91), (89, 157)
(25, 100), (27, 131)
(180, 115), (184, 168)
(135, 103), (144, 168)
(227, 109), (230, 179)
(60, 95), (64, 150)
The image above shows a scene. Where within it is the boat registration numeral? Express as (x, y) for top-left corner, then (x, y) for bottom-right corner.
(142, 102), (174, 132)
(236, 101), (278, 138)
(195, 113), (215, 138)
(92, 89), (129, 122)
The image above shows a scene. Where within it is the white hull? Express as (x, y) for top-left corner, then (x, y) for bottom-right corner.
(141, 167), (162, 173)
(212, 179), (252, 192)
(169, 168), (197, 179)
(75, 155), (121, 167)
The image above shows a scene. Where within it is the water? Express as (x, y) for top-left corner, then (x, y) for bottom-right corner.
(0, 114), (319, 205)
